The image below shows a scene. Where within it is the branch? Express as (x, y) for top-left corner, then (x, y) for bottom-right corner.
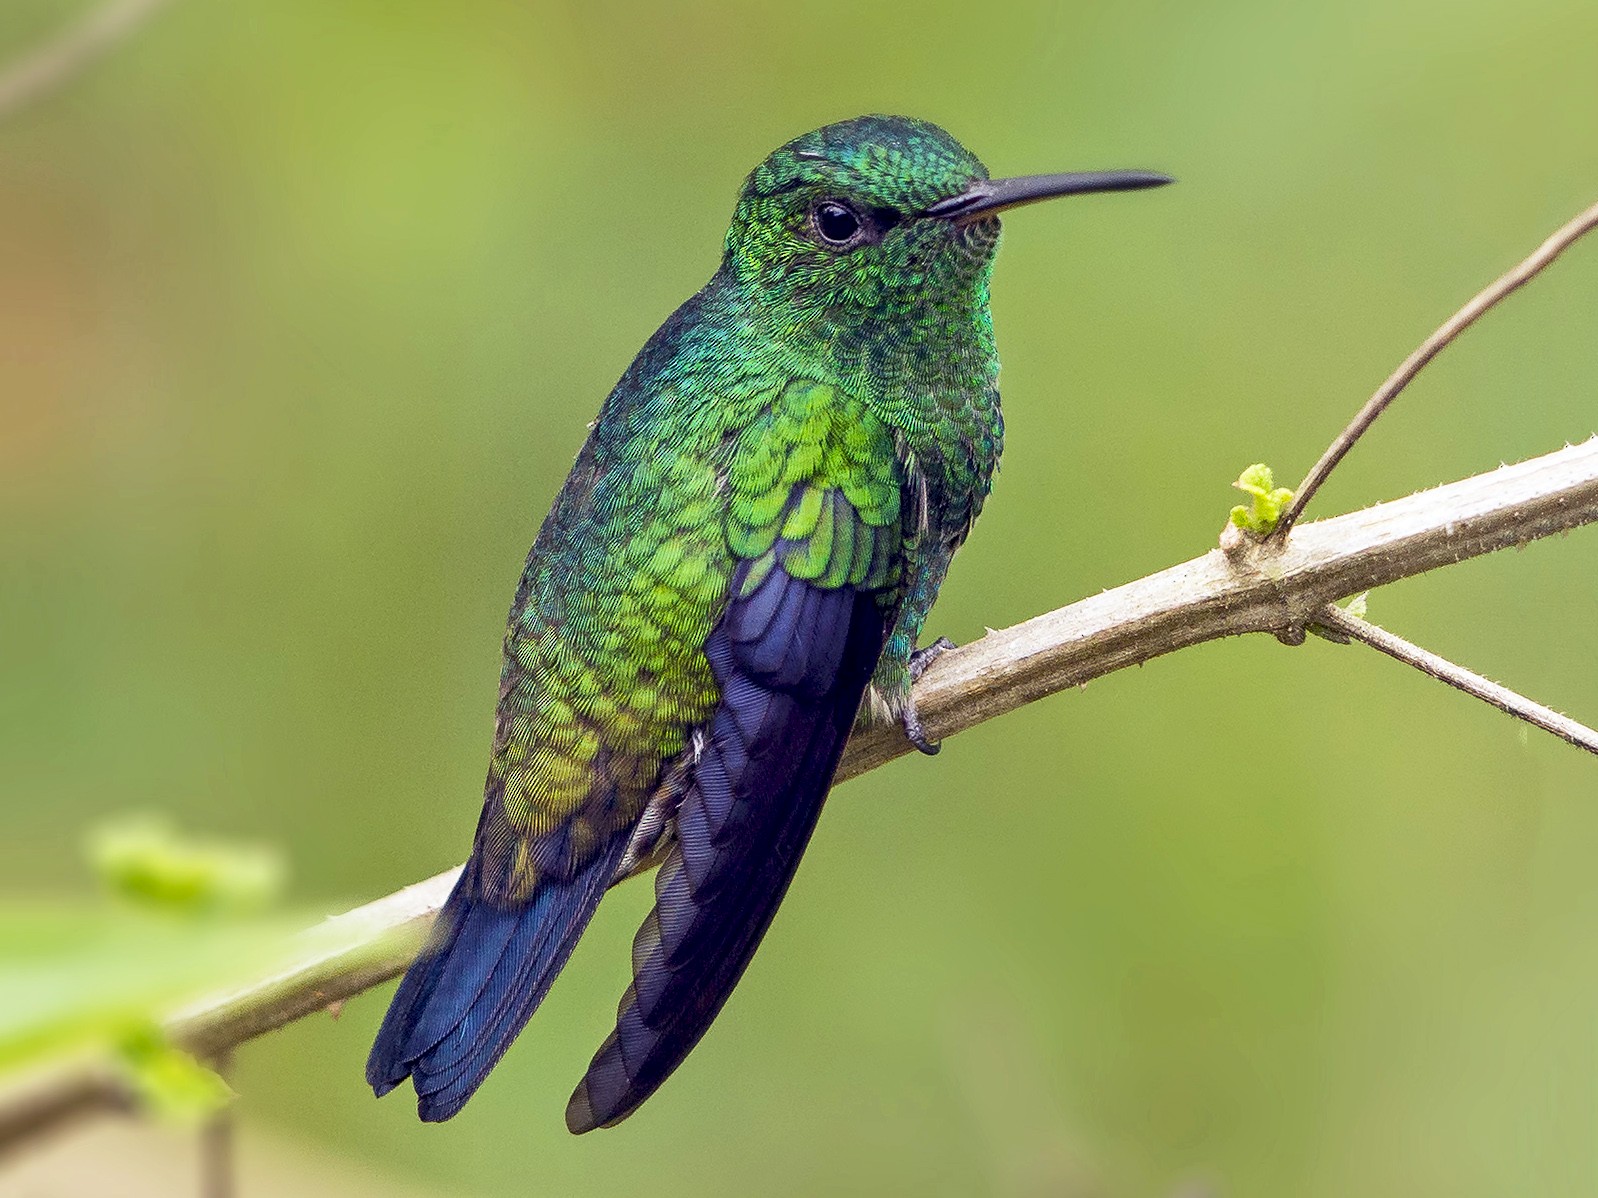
(4, 436), (1596, 1149)
(0, 870), (449, 1156)
(1313, 604), (1598, 758)
(840, 436), (1598, 777)
(0, 0), (172, 122)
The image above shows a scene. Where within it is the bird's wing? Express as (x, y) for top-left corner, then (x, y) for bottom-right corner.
(368, 428), (733, 1119)
(566, 380), (906, 1132)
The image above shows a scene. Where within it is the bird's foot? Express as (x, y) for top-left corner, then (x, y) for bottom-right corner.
(901, 637), (956, 755)
(909, 636), (956, 682)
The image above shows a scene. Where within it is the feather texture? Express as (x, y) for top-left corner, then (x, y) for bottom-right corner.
(566, 554), (888, 1131)
(366, 835), (627, 1121)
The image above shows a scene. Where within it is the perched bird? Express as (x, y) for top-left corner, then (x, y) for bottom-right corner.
(367, 114), (1169, 1133)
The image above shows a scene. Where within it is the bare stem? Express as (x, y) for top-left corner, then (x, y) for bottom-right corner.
(1272, 197), (1598, 539)
(200, 1050), (235, 1198)
(0, 0), (173, 121)
(1314, 604), (1598, 758)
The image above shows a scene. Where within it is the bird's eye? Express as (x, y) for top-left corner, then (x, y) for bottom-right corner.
(811, 200), (864, 248)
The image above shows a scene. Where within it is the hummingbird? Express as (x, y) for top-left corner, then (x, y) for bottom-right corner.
(367, 114), (1169, 1132)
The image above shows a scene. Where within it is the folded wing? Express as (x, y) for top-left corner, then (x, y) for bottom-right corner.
(567, 481), (902, 1132)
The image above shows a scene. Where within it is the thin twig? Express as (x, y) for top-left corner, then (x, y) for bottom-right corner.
(0, 0), (172, 122)
(1272, 197), (1598, 539)
(1314, 604), (1598, 758)
(200, 1050), (235, 1198)
(2, 436), (1595, 1151)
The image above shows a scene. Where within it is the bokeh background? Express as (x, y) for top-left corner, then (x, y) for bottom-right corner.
(4, 0), (1598, 1194)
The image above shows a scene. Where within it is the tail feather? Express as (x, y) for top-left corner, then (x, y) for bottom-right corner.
(366, 897), (464, 1096)
(366, 836), (626, 1122)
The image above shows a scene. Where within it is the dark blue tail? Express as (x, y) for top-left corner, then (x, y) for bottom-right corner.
(366, 836), (625, 1121)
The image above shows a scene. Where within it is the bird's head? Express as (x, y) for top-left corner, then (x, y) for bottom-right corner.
(723, 114), (1170, 320)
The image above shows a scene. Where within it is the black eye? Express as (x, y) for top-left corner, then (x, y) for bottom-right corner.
(812, 200), (863, 247)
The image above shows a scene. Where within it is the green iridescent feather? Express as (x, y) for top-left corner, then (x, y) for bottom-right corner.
(477, 117), (1002, 901)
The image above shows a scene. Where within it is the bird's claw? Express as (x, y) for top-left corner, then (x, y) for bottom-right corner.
(901, 697), (941, 755)
(901, 637), (954, 753)
(909, 636), (956, 683)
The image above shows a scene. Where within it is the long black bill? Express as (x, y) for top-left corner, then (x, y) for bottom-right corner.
(924, 170), (1173, 222)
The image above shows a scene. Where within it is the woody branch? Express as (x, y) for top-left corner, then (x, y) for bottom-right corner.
(4, 163), (1597, 1154)
(3, 431), (1597, 1149)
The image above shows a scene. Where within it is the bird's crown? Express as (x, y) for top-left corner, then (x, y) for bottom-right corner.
(742, 114), (988, 217)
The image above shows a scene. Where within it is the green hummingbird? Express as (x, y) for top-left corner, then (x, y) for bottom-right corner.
(367, 114), (1169, 1132)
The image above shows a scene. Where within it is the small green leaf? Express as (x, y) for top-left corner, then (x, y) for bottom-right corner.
(1228, 463), (1295, 536)
(89, 817), (284, 917)
(114, 1024), (233, 1125)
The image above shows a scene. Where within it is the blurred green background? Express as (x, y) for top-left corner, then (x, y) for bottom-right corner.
(3, 0), (1597, 1194)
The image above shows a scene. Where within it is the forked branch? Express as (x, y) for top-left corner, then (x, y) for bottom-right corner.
(4, 171), (1596, 1157)
(4, 435), (1597, 1151)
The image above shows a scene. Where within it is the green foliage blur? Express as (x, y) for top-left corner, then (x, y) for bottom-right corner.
(3, 0), (1596, 1194)
(0, 815), (288, 1100)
